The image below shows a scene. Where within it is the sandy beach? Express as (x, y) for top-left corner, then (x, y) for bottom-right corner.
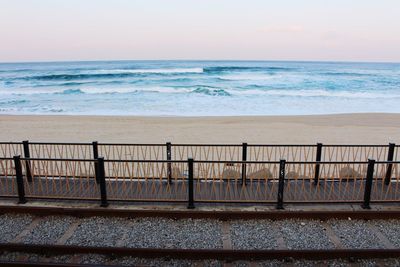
(0, 113), (399, 144)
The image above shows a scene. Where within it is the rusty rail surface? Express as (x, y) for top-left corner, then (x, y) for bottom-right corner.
(0, 243), (399, 261)
(1, 205), (399, 220)
(0, 262), (110, 267)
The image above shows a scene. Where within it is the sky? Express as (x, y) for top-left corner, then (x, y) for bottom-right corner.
(0, 0), (400, 63)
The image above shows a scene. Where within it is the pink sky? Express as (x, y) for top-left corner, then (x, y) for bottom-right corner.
(1, 0), (400, 62)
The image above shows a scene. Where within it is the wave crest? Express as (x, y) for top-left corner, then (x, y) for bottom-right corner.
(23, 68), (204, 81)
(204, 66), (294, 73)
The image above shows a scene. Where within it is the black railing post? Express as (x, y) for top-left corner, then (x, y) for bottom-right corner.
(313, 143), (323, 185)
(276, 159), (286, 210)
(187, 157), (195, 209)
(362, 159), (375, 209)
(97, 157), (108, 207)
(384, 143), (395, 185)
(22, 140), (32, 182)
(14, 155), (27, 204)
(92, 141), (99, 159)
(241, 142), (247, 185)
(166, 142), (172, 184)
(93, 141), (99, 183)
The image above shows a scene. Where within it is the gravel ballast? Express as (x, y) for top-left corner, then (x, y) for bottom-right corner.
(65, 216), (127, 247)
(122, 218), (223, 249)
(374, 219), (400, 248)
(230, 220), (278, 249)
(329, 219), (384, 249)
(21, 216), (75, 245)
(279, 219), (335, 250)
(108, 256), (216, 267)
(1, 212), (399, 254)
(65, 217), (222, 249)
(0, 214), (33, 243)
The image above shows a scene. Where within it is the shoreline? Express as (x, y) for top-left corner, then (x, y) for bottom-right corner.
(0, 113), (399, 144)
(1, 112), (399, 117)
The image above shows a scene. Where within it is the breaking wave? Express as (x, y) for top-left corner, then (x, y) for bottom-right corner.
(1, 60), (400, 115)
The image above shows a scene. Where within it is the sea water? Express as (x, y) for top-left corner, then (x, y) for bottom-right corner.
(0, 60), (399, 116)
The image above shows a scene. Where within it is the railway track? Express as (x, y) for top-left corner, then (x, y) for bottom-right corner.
(0, 204), (400, 266)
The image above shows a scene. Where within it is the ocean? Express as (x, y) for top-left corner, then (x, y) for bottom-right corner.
(0, 60), (399, 116)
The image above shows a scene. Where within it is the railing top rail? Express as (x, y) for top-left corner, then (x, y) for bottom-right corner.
(28, 142), (93, 145)
(0, 142), (23, 145)
(286, 160), (373, 164)
(103, 159), (189, 163)
(0, 141), (396, 147)
(0, 157), (14, 160)
(322, 144), (391, 147)
(247, 144), (317, 147)
(197, 160), (400, 164)
(194, 160), (372, 164)
(171, 144), (243, 147)
(194, 160), (400, 164)
(98, 143), (167, 146)
(249, 144), (391, 147)
(171, 144), (391, 147)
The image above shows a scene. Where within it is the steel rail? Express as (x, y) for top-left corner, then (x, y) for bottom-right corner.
(0, 243), (399, 261)
(0, 262), (110, 267)
(0, 205), (399, 220)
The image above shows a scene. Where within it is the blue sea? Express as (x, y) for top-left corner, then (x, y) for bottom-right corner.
(0, 60), (399, 116)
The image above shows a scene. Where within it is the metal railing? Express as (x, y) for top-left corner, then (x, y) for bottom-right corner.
(0, 141), (398, 163)
(1, 156), (399, 209)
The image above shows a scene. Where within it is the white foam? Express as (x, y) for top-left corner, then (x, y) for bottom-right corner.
(79, 86), (192, 94)
(84, 68), (204, 75)
(228, 89), (400, 99)
(219, 73), (275, 81)
(0, 86), (192, 95)
(0, 88), (61, 95)
(1, 86), (399, 99)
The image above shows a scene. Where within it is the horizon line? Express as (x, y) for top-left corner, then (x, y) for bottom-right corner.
(1, 59), (400, 65)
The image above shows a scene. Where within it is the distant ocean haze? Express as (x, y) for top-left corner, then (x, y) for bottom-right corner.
(0, 61), (399, 115)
